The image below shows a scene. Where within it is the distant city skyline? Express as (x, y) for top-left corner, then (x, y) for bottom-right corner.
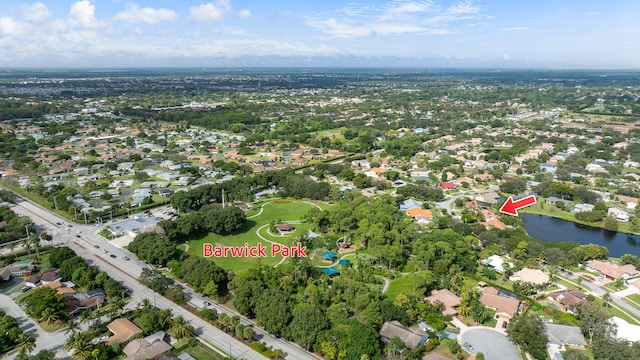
(0, 0), (638, 68)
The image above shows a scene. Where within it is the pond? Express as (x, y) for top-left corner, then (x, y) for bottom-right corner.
(522, 213), (640, 258)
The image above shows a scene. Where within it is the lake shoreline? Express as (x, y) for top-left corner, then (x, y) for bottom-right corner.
(522, 213), (640, 258)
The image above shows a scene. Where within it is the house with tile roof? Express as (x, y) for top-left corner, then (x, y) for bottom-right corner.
(479, 287), (520, 325)
(424, 289), (461, 316)
(586, 260), (638, 280)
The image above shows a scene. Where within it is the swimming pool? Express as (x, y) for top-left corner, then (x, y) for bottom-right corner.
(12, 261), (31, 267)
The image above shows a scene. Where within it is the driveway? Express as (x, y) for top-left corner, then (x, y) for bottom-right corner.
(458, 327), (520, 360)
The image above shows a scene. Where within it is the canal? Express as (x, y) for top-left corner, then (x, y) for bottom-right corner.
(522, 213), (640, 258)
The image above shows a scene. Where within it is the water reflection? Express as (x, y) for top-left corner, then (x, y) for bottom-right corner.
(523, 213), (639, 257)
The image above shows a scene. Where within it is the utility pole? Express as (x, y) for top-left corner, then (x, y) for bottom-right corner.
(222, 188), (225, 209)
(84, 211), (87, 225)
(53, 196), (58, 210)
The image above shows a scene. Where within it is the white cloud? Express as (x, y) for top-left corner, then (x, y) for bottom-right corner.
(385, 1), (435, 15)
(68, 0), (107, 29)
(189, 1), (231, 22)
(114, 3), (179, 24)
(502, 27), (530, 31)
(307, 0), (487, 38)
(307, 17), (445, 38)
(0, 17), (27, 37)
(238, 9), (251, 19)
(22, 2), (52, 22)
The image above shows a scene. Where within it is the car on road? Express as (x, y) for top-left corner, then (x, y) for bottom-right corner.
(76, 235), (81, 238)
(203, 301), (211, 306)
(101, 249), (108, 253)
(110, 254), (116, 258)
(122, 256), (130, 261)
(94, 245), (99, 249)
(464, 342), (474, 351)
(55, 222), (62, 225)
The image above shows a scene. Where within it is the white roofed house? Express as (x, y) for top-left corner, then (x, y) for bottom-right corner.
(607, 207), (630, 222)
(482, 255), (512, 273)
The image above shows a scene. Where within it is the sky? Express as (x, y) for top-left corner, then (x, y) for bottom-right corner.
(0, 0), (638, 68)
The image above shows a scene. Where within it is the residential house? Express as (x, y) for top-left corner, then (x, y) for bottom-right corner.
(608, 208), (630, 222)
(424, 289), (461, 316)
(24, 268), (60, 288)
(379, 321), (428, 349)
(573, 203), (594, 213)
(544, 323), (587, 349)
(406, 208), (433, 224)
(548, 289), (586, 313)
(615, 195), (639, 210)
(123, 331), (172, 360)
(105, 318), (143, 345)
(547, 197), (571, 206)
(586, 260), (638, 280)
(479, 287), (520, 326)
(479, 192), (503, 203)
(482, 255), (511, 273)
(441, 181), (456, 190)
(399, 199), (423, 211)
(509, 268), (550, 286)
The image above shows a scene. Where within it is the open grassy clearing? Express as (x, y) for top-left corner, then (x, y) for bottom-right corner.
(188, 200), (318, 272)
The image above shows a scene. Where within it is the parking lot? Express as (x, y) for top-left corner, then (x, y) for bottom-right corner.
(458, 327), (521, 360)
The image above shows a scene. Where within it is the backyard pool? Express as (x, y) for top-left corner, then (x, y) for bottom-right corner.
(12, 261), (32, 267)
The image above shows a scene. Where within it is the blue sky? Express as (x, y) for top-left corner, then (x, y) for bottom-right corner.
(0, 0), (638, 68)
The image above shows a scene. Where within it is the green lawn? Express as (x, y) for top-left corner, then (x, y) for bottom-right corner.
(188, 200), (319, 272)
(626, 293), (640, 304)
(385, 273), (428, 300)
(183, 345), (221, 360)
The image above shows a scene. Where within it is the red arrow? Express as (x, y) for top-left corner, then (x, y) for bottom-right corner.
(499, 195), (537, 216)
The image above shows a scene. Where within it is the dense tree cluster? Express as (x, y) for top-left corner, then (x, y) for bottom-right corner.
(507, 313), (549, 360)
(160, 204), (247, 243)
(128, 232), (177, 266)
(396, 184), (445, 202)
(176, 256), (228, 294)
(0, 206), (32, 243)
(48, 246), (124, 298)
(0, 310), (26, 355)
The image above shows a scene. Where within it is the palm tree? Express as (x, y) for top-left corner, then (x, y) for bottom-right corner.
(602, 292), (612, 308)
(31, 236), (41, 262)
(23, 239), (32, 259)
(138, 298), (153, 313)
(16, 333), (36, 358)
(39, 308), (60, 326)
(69, 336), (93, 360)
(159, 308), (173, 328)
(8, 242), (16, 255)
(171, 315), (194, 338)
(111, 299), (126, 318)
(78, 310), (92, 326)
(64, 319), (81, 335)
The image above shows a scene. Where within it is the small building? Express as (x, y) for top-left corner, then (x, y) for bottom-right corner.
(321, 267), (340, 277)
(424, 289), (461, 316)
(573, 203), (594, 213)
(509, 268), (550, 286)
(275, 223), (295, 234)
(379, 321), (428, 349)
(105, 318), (143, 345)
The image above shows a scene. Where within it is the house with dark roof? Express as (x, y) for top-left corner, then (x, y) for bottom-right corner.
(379, 321), (428, 349)
(548, 289), (586, 313)
(276, 223), (295, 234)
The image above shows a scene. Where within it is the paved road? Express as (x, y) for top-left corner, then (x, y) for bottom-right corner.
(435, 185), (500, 214)
(6, 197), (300, 360)
(559, 270), (640, 322)
(0, 293), (71, 359)
(458, 327), (520, 360)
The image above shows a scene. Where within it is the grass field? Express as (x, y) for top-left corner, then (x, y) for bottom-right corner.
(385, 273), (427, 300)
(188, 200), (319, 272)
(311, 127), (346, 138)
